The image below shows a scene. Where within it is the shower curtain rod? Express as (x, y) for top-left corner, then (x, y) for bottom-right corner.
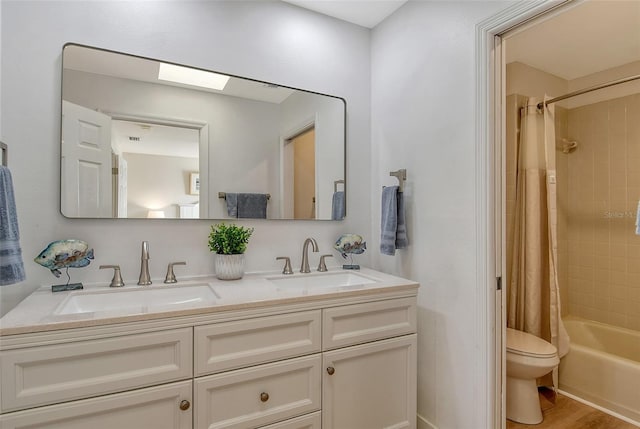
(537, 73), (640, 110)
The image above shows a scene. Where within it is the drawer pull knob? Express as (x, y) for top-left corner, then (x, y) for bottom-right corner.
(260, 392), (270, 402)
(179, 400), (190, 411)
(327, 366), (335, 375)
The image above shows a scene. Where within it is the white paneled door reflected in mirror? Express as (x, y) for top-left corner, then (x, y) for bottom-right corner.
(60, 44), (346, 220)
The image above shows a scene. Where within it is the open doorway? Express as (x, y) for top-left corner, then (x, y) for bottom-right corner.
(483, 1), (640, 428)
(111, 120), (200, 219)
(282, 125), (317, 219)
(502, 2), (640, 427)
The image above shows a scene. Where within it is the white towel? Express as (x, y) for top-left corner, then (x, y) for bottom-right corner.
(0, 166), (25, 285)
(636, 200), (640, 236)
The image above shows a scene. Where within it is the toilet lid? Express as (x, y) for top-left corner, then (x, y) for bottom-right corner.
(506, 328), (557, 357)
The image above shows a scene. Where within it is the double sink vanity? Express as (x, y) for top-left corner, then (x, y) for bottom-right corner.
(0, 267), (419, 429)
(0, 39), (417, 428)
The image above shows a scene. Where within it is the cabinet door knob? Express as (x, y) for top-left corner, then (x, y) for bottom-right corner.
(326, 366), (335, 375)
(179, 400), (190, 411)
(260, 392), (270, 402)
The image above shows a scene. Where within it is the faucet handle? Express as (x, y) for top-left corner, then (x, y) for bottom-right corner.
(99, 265), (125, 288)
(164, 262), (187, 284)
(317, 254), (333, 272)
(276, 257), (293, 275)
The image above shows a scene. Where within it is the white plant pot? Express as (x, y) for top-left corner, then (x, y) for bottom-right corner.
(215, 254), (245, 280)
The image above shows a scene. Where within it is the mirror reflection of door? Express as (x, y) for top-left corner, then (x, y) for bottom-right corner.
(292, 128), (316, 219)
(61, 101), (113, 217)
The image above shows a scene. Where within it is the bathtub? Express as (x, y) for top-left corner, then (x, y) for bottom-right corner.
(559, 317), (640, 425)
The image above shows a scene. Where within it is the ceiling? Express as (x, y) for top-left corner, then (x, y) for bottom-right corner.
(282, 0), (407, 28)
(64, 45), (295, 104)
(505, 0), (640, 80)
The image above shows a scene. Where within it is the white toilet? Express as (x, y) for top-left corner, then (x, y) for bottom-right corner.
(506, 328), (559, 424)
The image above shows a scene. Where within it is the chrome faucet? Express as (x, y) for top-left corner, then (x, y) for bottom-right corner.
(164, 261), (186, 283)
(138, 241), (152, 285)
(300, 237), (319, 273)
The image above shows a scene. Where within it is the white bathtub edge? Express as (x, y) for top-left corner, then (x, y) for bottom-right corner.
(417, 413), (438, 429)
(558, 389), (640, 428)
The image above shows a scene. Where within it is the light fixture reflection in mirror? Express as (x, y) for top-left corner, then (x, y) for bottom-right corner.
(147, 210), (166, 219)
(60, 44), (346, 221)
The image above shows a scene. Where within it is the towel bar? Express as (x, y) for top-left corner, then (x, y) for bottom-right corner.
(218, 192), (270, 200)
(1, 142), (7, 167)
(334, 179), (345, 193)
(389, 169), (407, 193)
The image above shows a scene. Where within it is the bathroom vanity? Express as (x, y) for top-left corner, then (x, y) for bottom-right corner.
(0, 268), (418, 429)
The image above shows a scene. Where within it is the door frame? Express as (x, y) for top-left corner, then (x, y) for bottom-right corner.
(475, 1), (572, 427)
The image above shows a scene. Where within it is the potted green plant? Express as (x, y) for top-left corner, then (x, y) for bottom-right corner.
(208, 223), (254, 280)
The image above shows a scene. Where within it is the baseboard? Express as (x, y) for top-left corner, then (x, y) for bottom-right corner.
(417, 413), (438, 429)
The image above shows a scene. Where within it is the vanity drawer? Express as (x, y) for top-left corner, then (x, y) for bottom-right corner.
(260, 411), (321, 429)
(195, 310), (321, 375)
(0, 327), (192, 412)
(0, 380), (192, 429)
(194, 354), (321, 429)
(322, 297), (416, 350)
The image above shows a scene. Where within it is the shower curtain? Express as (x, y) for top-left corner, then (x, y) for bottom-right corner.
(508, 96), (570, 387)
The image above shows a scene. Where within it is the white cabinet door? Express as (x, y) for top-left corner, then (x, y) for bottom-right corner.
(322, 335), (417, 429)
(195, 354), (321, 429)
(0, 380), (192, 429)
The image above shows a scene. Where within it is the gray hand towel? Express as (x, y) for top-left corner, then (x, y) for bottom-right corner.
(225, 193), (238, 218)
(237, 193), (268, 219)
(331, 191), (345, 220)
(380, 186), (408, 255)
(0, 166), (25, 285)
(396, 191), (408, 249)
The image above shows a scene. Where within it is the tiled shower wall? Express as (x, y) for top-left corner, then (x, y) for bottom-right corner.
(565, 94), (640, 331)
(507, 92), (640, 331)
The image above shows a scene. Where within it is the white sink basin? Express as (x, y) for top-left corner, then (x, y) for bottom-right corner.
(268, 271), (378, 290)
(54, 284), (219, 316)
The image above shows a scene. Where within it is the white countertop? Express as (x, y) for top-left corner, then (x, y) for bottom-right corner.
(0, 267), (418, 336)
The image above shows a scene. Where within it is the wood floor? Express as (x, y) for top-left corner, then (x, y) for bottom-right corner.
(506, 389), (639, 429)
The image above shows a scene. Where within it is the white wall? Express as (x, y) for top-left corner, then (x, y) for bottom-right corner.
(568, 60), (640, 108)
(371, 2), (510, 428)
(506, 61), (568, 99)
(123, 152), (198, 219)
(0, 1), (371, 315)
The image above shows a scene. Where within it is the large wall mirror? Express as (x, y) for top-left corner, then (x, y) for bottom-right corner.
(60, 44), (346, 220)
